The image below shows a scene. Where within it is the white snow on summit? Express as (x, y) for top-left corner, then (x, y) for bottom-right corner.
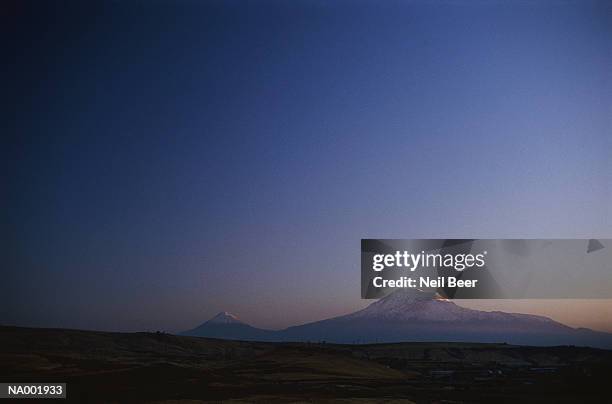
(346, 289), (558, 323)
(206, 311), (243, 324)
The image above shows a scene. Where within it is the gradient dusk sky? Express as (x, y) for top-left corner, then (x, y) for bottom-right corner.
(4, 0), (611, 333)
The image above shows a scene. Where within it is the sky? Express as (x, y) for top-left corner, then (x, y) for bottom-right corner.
(3, 0), (611, 333)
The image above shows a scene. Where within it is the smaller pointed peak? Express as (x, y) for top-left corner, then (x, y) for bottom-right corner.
(208, 311), (243, 324)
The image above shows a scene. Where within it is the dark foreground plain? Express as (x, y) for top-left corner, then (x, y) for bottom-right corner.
(1, 326), (611, 403)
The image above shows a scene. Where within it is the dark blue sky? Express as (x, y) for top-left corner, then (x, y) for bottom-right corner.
(4, 0), (611, 332)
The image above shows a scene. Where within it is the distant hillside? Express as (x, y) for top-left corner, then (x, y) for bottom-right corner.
(2, 325), (611, 403)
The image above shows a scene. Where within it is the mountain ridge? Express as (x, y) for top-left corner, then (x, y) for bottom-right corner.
(181, 290), (612, 349)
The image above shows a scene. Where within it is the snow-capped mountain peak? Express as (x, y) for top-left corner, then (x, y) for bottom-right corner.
(347, 289), (558, 324)
(347, 289), (475, 321)
(207, 311), (243, 324)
